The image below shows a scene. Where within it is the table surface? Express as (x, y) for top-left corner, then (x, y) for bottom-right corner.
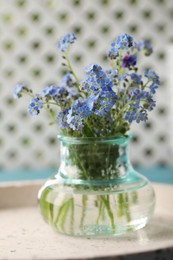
(0, 183), (173, 260)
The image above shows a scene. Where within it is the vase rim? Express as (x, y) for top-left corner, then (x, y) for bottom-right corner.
(57, 132), (131, 144)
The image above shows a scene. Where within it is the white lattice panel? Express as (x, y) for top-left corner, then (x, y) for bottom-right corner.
(0, 0), (173, 169)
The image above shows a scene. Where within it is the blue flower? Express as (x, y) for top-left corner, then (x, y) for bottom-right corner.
(53, 87), (69, 106)
(94, 107), (108, 117)
(42, 85), (58, 97)
(56, 109), (70, 128)
(28, 97), (43, 116)
(70, 99), (91, 118)
(100, 89), (117, 103)
(61, 73), (73, 87)
(86, 91), (100, 110)
(132, 41), (141, 52)
(105, 69), (118, 80)
(67, 113), (84, 131)
(130, 101), (140, 109)
(135, 111), (148, 123)
(56, 86), (68, 97)
(42, 85), (70, 105)
(115, 33), (133, 50)
(107, 41), (121, 59)
(70, 116), (84, 131)
(82, 64), (111, 93)
(80, 78), (99, 92)
(102, 79), (113, 90)
(94, 89), (117, 117)
(149, 82), (159, 94)
(57, 33), (76, 52)
(122, 55), (137, 68)
(139, 40), (153, 56)
(84, 64), (115, 92)
(107, 47), (119, 59)
(131, 89), (148, 100)
(12, 83), (27, 99)
(145, 95), (156, 111)
(144, 69), (160, 85)
(131, 73), (141, 84)
(118, 73), (128, 81)
(96, 70), (107, 85)
(85, 64), (102, 76)
(93, 64), (104, 74)
(79, 86), (117, 118)
(67, 88), (78, 99)
(80, 80), (91, 92)
(124, 111), (136, 123)
(85, 64), (95, 74)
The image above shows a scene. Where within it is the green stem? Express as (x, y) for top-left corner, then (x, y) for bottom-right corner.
(65, 52), (79, 85)
(69, 146), (89, 179)
(39, 188), (51, 222)
(124, 193), (131, 222)
(49, 203), (54, 224)
(80, 195), (87, 228)
(70, 198), (74, 234)
(111, 103), (129, 129)
(83, 122), (95, 137)
(54, 198), (72, 228)
(22, 90), (35, 98)
(100, 195), (115, 231)
(112, 97), (148, 129)
(106, 144), (111, 176)
(43, 101), (59, 106)
(117, 49), (123, 78)
(22, 90), (58, 124)
(44, 108), (56, 124)
(96, 196), (103, 225)
(110, 59), (116, 70)
(131, 191), (138, 204)
(59, 199), (72, 232)
(118, 193), (124, 217)
(142, 79), (151, 90)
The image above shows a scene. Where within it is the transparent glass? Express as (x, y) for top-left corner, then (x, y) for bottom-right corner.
(38, 135), (155, 237)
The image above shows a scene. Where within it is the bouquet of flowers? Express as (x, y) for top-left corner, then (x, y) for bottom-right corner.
(13, 33), (159, 236)
(13, 33), (160, 138)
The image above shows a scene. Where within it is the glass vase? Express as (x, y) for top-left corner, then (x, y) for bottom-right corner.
(38, 135), (155, 237)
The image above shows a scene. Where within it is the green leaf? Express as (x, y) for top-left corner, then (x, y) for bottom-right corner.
(83, 124), (95, 137)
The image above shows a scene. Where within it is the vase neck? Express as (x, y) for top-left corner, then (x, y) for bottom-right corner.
(57, 136), (132, 183)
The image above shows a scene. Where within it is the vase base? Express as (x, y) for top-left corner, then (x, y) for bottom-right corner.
(54, 217), (149, 237)
(38, 171), (155, 237)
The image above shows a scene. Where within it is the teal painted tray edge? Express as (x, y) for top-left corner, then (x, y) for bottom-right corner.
(0, 167), (173, 184)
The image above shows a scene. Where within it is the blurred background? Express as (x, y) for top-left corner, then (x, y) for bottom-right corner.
(0, 0), (173, 177)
